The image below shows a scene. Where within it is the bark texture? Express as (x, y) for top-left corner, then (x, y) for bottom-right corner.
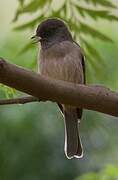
(0, 58), (118, 117)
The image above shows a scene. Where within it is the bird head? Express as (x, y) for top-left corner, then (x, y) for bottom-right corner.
(31, 18), (72, 48)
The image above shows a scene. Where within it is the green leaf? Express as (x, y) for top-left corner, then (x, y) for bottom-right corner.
(18, 0), (25, 6)
(12, 9), (21, 22)
(75, 5), (118, 21)
(82, 39), (106, 65)
(21, 0), (47, 13)
(13, 0), (48, 22)
(14, 15), (44, 31)
(85, 52), (107, 80)
(83, 0), (116, 8)
(81, 39), (108, 79)
(76, 5), (116, 20)
(49, 10), (61, 18)
(0, 84), (16, 98)
(79, 22), (113, 42)
(106, 14), (118, 21)
(51, 0), (65, 11)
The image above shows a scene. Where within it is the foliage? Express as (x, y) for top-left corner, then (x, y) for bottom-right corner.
(0, 102), (81, 180)
(13, 0), (118, 80)
(76, 165), (118, 180)
(0, 1), (118, 180)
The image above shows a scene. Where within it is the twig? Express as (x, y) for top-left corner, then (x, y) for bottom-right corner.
(0, 96), (39, 105)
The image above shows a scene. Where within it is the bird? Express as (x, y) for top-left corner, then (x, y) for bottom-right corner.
(32, 18), (85, 159)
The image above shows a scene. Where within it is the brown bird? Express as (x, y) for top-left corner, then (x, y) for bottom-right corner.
(32, 18), (85, 159)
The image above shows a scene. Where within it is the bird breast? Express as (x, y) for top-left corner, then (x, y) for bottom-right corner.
(38, 41), (84, 84)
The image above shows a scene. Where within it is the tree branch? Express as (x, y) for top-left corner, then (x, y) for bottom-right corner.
(0, 58), (118, 117)
(0, 96), (38, 105)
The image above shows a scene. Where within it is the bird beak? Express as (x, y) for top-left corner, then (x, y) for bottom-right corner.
(31, 35), (41, 43)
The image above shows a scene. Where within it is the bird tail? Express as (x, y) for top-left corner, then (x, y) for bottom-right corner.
(64, 109), (83, 159)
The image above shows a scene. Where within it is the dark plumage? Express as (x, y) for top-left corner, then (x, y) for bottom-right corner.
(34, 18), (85, 159)
(35, 18), (73, 49)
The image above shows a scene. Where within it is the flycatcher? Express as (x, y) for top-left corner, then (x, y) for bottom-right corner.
(32, 18), (85, 159)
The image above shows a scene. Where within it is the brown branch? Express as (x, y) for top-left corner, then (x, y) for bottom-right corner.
(0, 96), (38, 105)
(0, 58), (118, 117)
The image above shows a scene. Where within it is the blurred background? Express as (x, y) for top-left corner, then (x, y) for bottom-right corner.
(0, 0), (118, 179)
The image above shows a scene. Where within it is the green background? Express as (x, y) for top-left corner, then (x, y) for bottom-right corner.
(0, 0), (118, 179)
